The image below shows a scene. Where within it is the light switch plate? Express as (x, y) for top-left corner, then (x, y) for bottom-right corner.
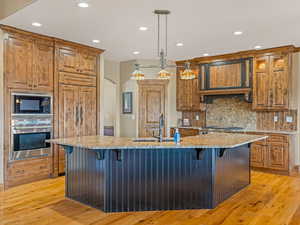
(195, 115), (200, 120)
(274, 116), (278, 122)
(131, 114), (135, 120)
(286, 116), (293, 123)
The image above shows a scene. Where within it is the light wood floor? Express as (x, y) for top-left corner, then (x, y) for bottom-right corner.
(1, 171), (300, 225)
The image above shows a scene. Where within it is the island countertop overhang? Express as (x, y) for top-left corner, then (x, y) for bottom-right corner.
(47, 133), (267, 150)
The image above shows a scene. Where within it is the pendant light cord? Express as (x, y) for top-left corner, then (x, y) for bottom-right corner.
(165, 14), (168, 57)
(157, 14), (160, 57)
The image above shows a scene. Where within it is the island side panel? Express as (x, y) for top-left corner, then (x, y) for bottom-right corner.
(212, 144), (251, 207)
(104, 148), (214, 212)
(65, 147), (106, 210)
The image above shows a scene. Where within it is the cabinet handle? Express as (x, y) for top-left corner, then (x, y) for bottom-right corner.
(80, 106), (83, 126)
(75, 105), (79, 126)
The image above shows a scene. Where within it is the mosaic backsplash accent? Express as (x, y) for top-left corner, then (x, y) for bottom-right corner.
(206, 96), (256, 129)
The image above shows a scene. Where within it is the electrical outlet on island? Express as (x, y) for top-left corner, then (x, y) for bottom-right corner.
(195, 115), (200, 120)
(274, 116), (278, 122)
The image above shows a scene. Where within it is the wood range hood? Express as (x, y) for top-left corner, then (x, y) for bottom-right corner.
(198, 57), (253, 102)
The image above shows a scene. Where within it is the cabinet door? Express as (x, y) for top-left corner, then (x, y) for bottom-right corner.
(250, 143), (266, 168)
(79, 51), (97, 75)
(58, 84), (79, 174)
(176, 67), (201, 111)
(33, 41), (54, 91)
(176, 68), (189, 110)
(269, 55), (289, 110)
(267, 142), (289, 171)
(57, 46), (79, 73)
(252, 56), (270, 110)
(78, 86), (97, 136)
(5, 34), (33, 88)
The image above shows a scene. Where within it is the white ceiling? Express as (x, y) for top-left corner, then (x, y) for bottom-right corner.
(1, 0), (300, 61)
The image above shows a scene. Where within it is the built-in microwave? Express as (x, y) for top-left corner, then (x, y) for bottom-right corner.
(12, 93), (52, 114)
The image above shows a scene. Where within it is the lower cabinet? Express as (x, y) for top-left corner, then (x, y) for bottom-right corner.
(170, 128), (199, 137)
(58, 84), (97, 174)
(6, 157), (51, 188)
(250, 134), (289, 172)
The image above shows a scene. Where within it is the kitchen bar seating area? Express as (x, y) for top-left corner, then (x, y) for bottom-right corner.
(1, 1), (300, 225)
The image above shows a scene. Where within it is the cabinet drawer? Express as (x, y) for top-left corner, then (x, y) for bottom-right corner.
(6, 157), (51, 187)
(267, 134), (289, 143)
(59, 72), (96, 86)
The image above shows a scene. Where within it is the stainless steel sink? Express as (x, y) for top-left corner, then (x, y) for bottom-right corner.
(132, 137), (174, 142)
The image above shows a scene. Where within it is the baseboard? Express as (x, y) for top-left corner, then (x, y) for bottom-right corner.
(290, 166), (300, 177)
(251, 167), (290, 176)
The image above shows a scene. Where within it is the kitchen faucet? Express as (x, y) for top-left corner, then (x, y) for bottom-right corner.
(155, 113), (164, 142)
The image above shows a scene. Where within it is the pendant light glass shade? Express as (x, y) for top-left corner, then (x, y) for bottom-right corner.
(131, 69), (145, 80)
(158, 69), (170, 79)
(181, 69), (195, 80)
(180, 62), (195, 80)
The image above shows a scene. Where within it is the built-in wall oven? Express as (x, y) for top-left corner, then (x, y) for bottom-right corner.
(10, 93), (53, 161)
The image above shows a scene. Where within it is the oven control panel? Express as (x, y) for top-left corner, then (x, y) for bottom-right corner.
(11, 115), (52, 128)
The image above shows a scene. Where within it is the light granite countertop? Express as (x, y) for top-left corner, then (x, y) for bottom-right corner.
(172, 127), (298, 135)
(47, 133), (267, 150)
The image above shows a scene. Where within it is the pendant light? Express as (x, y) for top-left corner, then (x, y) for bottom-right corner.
(131, 10), (196, 80)
(181, 62), (196, 80)
(131, 64), (145, 80)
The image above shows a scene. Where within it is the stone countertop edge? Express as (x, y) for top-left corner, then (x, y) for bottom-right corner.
(47, 134), (268, 150)
(172, 127), (298, 135)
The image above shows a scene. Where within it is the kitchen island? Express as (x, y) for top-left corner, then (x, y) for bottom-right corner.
(48, 133), (266, 212)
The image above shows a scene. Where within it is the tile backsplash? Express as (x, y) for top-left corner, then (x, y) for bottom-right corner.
(205, 96), (256, 129)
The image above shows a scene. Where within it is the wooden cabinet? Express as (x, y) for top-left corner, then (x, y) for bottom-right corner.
(5, 157), (51, 188)
(253, 54), (289, 110)
(250, 133), (289, 172)
(33, 40), (54, 91)
(170, 128), (199, 137)
(57, 45), (97, 75)
(267, 142), (289, 171)
(58, 84), (97, 173)
(5, 34), (33, 89)
(4, 32), (54, 91)
(250, 143), (266, 168)
(78, 86), (97, 136)
(176, 66), (203, 111)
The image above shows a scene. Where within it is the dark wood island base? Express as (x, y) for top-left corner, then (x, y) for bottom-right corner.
(63, 144), (251, 212)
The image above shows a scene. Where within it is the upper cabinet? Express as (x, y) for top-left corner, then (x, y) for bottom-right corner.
(198, 58), (252, 101)
(33, 40), (54, 91)
(57, 45), (97, 76)
(253, 53), (290, 111)
(176, 65), (204, 111)
(4, 32), (54, 91)
(5, 34), (34, 89)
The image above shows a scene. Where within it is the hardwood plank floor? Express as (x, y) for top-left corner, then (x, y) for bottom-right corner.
(0, 171), (300, 225)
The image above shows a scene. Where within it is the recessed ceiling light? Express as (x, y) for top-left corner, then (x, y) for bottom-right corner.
(78, 2), (89, 8)
(32, 22), (42, 27)
(233, 31), (243, 35)
(176, 43), (183, 47)
(133, 51), (140, 55)
(92, 40), (100, 43)
(254, 45), (262, 49)
(139, 26), (148, 31)
(203, 53), (209, 56)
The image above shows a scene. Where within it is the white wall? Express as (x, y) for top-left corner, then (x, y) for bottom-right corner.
(119, 59), (180, 137)
(291, 52), (300, 166)
(0, 29), (4, 185)
(103, 60), (120, 137)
